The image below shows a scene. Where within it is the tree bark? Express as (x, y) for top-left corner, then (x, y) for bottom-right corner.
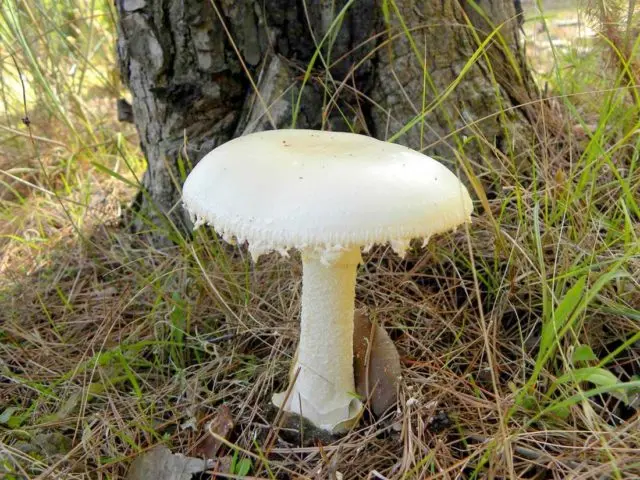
(115, 0), (536, 238)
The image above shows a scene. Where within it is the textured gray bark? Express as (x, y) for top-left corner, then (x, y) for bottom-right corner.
(115, 0), (535, 237)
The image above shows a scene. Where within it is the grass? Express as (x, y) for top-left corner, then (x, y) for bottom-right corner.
(1, 0), (639, 478)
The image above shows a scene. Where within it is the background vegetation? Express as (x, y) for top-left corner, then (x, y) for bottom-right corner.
(1, 0), (639, 478)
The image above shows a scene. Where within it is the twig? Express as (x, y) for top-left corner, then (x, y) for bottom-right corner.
(468, 434), (587, 472)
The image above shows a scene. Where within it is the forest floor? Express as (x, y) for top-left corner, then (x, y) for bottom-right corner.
(1, 1), (639, 479)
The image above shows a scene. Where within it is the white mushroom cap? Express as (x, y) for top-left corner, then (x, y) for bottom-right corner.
(183, 129), (473, 259)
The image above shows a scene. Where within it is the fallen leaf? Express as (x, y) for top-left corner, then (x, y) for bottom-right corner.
(14, 432), (72, 458)
(194, 404), (234, 459)
(0, 407), (18, 425)
(353, 310), (402, 416)
(126, 445), (208, 480)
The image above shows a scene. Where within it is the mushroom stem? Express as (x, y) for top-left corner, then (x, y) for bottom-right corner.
(272, 247), (363, 432)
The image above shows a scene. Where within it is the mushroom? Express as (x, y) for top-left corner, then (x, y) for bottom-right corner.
(182, 129), (473, 433)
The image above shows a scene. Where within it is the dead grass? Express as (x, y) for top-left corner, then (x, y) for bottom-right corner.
(1, 211), (638, 478)
(1, 0), (639, 479)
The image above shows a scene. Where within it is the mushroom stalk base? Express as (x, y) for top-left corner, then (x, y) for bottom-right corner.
(272, 247), (363, 432)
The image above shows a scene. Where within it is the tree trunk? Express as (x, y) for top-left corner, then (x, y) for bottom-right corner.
(115, 0), (536, 238)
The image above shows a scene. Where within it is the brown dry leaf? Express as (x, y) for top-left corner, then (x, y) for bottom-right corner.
(125, 445), (208, 480)
(194, 404), (234, 460)
(353, 310), (402, 416)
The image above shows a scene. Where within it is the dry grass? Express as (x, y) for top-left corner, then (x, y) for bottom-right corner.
(4, 218), (637, 479)
(1, 0), (639, 479)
